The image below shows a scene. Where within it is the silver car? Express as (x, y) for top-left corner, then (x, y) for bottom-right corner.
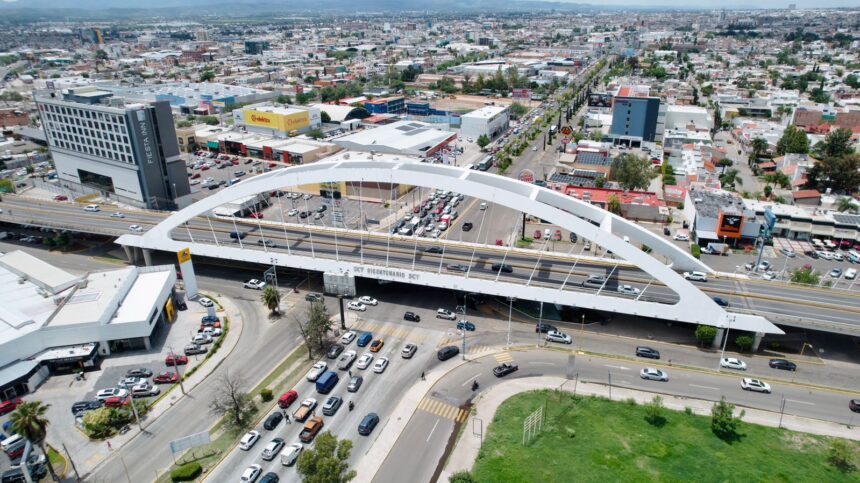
(639, 367), (669, 381)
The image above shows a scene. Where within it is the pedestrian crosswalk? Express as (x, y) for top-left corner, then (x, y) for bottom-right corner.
(468, 344), (491, 354)
(349, 320), (426, 343)
(417, 397), (469, 423)
(495, 352), (514, 364)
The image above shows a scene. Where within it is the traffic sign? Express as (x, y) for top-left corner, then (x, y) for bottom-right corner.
(561, 138), (570, 145)
(560, 125), (573, 136)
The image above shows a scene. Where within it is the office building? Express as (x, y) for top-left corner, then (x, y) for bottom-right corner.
(460, 105), (510, 141)
(36, 87), (191, 209)
(363, 96), (406, 115)
(609, 85), (665, 146)
(244, 40), (270, 55)
(103, 82), (279, 115)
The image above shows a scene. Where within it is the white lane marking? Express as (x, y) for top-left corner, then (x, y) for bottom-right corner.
(786, 399), (815, 406)
(462, 372), (482, 386)
(689, 384), (720, 391)
(604, 364), (630, 371)
(427, 419), (440, 442)
(529, 362), (554, 366)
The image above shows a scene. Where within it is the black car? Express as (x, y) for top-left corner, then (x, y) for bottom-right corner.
(327, 344), (345, 359)
(208, 183), (219, 190)
(850, 399), (860, 413)
(317, 205), (327, 213)
(263, 411), (283, 430)
(437, 345), (460, 361)
(260, 473), (280, 483)
(663, 226), (671, 236)
(2, 464), (47, 483)
(404, 311), (421, 322)
(493, 363), (519, 377)
(125, 368), (153, 378)
(229, 231), (246, 240)
(535, 323), (558, 333)
(805, 250), (819, 259)
(71, 400), (102, 415)
(358, 413), (380, 435)
(569, 232), (578, 243)
(462, 222), (473, 232)
(424, 246), (444, 254)
(491, 263), (513, 273)
(635, 346), (661, 359)
(305, 293), (323, 302)
(768, 359), (797, 371)
(299, 211), (309, 219)
(712, 297), (729, 307)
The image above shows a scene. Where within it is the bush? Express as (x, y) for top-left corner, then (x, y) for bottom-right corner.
(170, 462), (202, 482)
(695, 325), (718, 346)
(735, 335), (754, 352)
(644, 396), (666, 426)
(691, 245), (701, 259)
(827, 439), (855, 472)
(711, 396), (744, 441)
(260, 389), (273, 402)
(449, 471), (477, 483)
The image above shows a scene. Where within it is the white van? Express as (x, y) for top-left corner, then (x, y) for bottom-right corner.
(848, 251), (860, 263)
(84, 204), (100, 212)
(1, 434), (24, 453)
(845, 268), (857, 280)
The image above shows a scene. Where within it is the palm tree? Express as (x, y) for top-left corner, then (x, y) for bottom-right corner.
(749, 137), (769, 166)
(764, 172), (791, 190)
(261, 285), (281, 315)
(9, 401), (58, 481)
(835, 197), (859, 213)
(719, 169), (742, 190)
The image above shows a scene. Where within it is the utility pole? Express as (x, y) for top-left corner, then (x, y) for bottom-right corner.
(168, 346), (186, 395)
(62, 443), (80, 482)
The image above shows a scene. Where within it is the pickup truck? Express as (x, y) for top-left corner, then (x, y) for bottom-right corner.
(299, 416), (324, 443)
(292, 398), (317, 422)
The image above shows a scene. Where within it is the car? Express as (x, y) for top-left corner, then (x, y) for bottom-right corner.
(446, 263), (468, 272)
(768, 359), (797, 371)
(277, 390), (299, 410)
(240, 464), (262, 482)
(347, 301), (367, 311)
(373, 357), (390, 373)
(404, 311), (421, 322)
(313, 212), (325, 220)
(322, 396), (343, 416)
(337, 350), (357, 370)
(779, 248), (796, 258)
(358, 296), (378, 306)
(305, 293), (323, 302)
(491, 263), (513, 273)
(287, 208), (299, 216)
(640, 367), (669, 381)
(850, 399), (860, 413)
(535, 323), (558, 333)
(70, 400), (102, 415)
(340, 331), (357, 344)
(241, 277), (267, 290)
(192, 333), (213, 345)
(437, 346), (460, 361)
(306, 362), (328, 381)
(198, 297), (214, 307)
(358, 413), (380, 435)
(546, 330), (572, 344)
(303, 194), (312, 200)
(239, 431), (261, 451)
(263, 411), (283, 430)
(424, 246), (444, 254)
(261, 438), (285, 461)
(356, 354), (374, 370)
(118, 376), (147, 388)
(758, 261), (772, 271)
(327, 344), (345, 359)
(110, 212), (125, 219)
(673, 233), (690, 241)
(456, 320), (476, 331)
(584, 274), (607, 286)
(184, 343), (207, 355)
(493, 363), (519, 377)
(436, 309), (457, 320)
(357, 332), (373, 347)
(102, 395), (129, 408)
(200, 315), (221, 328)
(720, 357), (747, 371)
(401, 343), (417, 359)
(130, 383), (160, 398)
(280, 443), (303, 466)
(234, 171), (246, 177)
(370, 339), (385, 352)
(153, 371), (178, 384)
(635, 347), (660, 359)
(683, 271), (708, 282)
(53, 195), (68, 201)
(829, 268), (843, 278)
(479, 203), (487, 210)
(462, 222), (473, 231)
(95, 388), (128, 401)
(347, 375), (363, 392)
(617, 285), (640, 295)
(741, 378), (771, 393)
(712, 297), (729, 307)
(165, 354), (188, 366)
(128, 224), (143, 232)
(125, 368), (153, 378)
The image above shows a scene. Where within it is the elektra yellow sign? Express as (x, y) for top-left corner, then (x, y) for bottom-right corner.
(244, 109), (310, 132)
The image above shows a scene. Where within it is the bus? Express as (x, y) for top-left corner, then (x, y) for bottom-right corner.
(477, 156), (493, 171)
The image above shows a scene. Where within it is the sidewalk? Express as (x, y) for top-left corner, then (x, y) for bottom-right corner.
(440, 375), (860, 481)
(59, 293), (245, 476)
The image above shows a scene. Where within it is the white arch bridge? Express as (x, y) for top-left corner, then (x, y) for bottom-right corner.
(117, 160), (782, 336)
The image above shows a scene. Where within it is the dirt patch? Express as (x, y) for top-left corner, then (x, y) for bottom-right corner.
(781, 432), (823, 452)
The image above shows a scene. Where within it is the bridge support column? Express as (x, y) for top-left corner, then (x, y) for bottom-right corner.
(142, 248), (153, 267)
(142, 336), (151, 351)
(122, 245), (135, 264)
(712, 328), (725, 349)
(99, 341), (111, 356)
(752, 332), (764, 352)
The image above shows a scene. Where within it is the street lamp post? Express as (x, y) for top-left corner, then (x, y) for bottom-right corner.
(716, 315), (735, 371)
(506, 297), (515, 349)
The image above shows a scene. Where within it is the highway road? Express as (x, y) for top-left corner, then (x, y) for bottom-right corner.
(373, 348), (860, 483)
(2, 195), (859, 335)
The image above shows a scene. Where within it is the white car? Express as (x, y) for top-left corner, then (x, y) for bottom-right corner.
(239, 430), (261, 451)
(129, 224), (143, 232)
(639, 367), (669, 381)
(287, 208), (299, 216)
(673, 233), (689, 241)
(117, 377), (147, 388)
(358, 296), (378, 306)
(240, 464), (262, 482)
(306, 361), (328, 382)
(340, 331), (356, 345)
(356, 353), (374, 370)
(373, 357), (389, 374)
(347, 301), (367, 311)
(545, 330), (572, 344)
(479, 202), (488, 210)
(617, 285), (640, 296)
(243, 279), (266, 290)
(198, 297), (214, 307)
(280, 443), (302, 466)
(303, 194), (312, 200)
(720, 357), (747, 371)
(192, 333), (213, 345)
(261, 439), (285, 461)
(763, 270), (778, 280)
(683, 271), (707, 282)
(110, 212), (125, 219)
(96, 388), (128, 401)
(741, 378), (771, 393)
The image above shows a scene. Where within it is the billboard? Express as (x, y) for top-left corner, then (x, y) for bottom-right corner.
(716, 212), (744, 239)
(588, 93), (613, 108)
(243, 109), (311, 132)
(511, 88), (531, 101)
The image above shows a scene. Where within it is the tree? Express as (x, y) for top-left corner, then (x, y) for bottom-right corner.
(296, 300), (334, 359)
(261, 285), (281, 314)
(608, 153), (656, 191)
(644, 395), (666, 426)
(95, 49), (108, 61)
(606, 195), (622, 215)
(775, 125), (809, 156)
(717, 158), (733, 173)
(710, 396), (744, 441)
(735, 335), (754, 352)
(307, 129), (325, 140)
(476, 134), (490, 151)
(449, 471), (477, 483)
(276, 94), (293, 104)
(209, 371), (255, 429)
(296, 431), (357, 483)
(763, 172), (791, 190)
(827, 439), (855, 472)
(0, 179), (13, 193)
(835, 197), (859, 214)
(509, 103), (528, 119)
(198, 70), (215, 82)
(695, 325), (718, 346)
(791, 265), (820, 285)
(589, 130), (603, 142)
(320, 111), (331, 123)
(805, 153), (860, 194)
(814, 128), (855, 159)
(845, 74), (860, 89)
(750, 137), (769, 161)
(9, 401), (59, 481)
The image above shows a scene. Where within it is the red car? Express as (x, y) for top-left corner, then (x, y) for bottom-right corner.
(165, 354), (188, 366)
(0, 398), (23, 416)
(249, 212), (264, 219)
(103, 396), (129, 408)
(413, 206), (421, 214)
(53, 195), (68, 201)
(244, 159), (253, 165)
(553, 230), (562, 241)
(278, 390), (298, 409)
(231, 159), (239, 165)
(268, 162), (277, 168)
(533, 230), (542, 240)
(201, 165), (209, 171)
(191, 173), (201, 179)
(153, 371), (179, 384)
